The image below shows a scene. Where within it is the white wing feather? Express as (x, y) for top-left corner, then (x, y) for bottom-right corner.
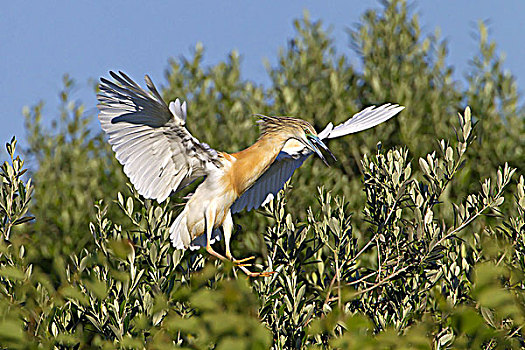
(97, 71), (220, 203)
(231, 104), (404, 213)
(321, 103), (405, 139)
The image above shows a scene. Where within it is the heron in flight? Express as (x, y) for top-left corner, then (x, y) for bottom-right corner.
(97, 71), (404, 276)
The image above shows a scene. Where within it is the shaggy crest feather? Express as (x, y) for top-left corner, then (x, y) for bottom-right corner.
(256, 115), (317, 139)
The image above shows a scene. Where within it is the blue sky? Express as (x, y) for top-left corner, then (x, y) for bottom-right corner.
(1, 1), (524, 149)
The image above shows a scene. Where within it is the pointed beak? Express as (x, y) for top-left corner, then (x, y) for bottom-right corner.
(306, 135), (336, 165)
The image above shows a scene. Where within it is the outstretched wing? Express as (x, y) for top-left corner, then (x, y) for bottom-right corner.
(230, 104), (404, 213)
(97, 71), (220, 202)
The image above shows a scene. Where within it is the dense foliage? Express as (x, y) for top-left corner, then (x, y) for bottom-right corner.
(1, 1), (524, 348)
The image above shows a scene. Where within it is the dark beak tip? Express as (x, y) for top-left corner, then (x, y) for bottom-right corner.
(326, 155), (336, 166)
(308, 135), (336, 165)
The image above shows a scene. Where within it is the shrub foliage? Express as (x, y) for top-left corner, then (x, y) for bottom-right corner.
(1, 1), (524, 348)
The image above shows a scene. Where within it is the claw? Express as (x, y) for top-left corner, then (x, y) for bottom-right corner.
(225, 253), (274, 277)
(236, 264), (276, 278)
(235, 263), (253, 268)
(232, 256), (256, 264)
(257, 271), (277, 278)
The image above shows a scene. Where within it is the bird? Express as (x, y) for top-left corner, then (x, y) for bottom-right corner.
(97, 71), (404, 276)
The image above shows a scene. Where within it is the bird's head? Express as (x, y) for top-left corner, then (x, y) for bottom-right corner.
(293, 120), (336, 165)
(257, 115), (336, 165)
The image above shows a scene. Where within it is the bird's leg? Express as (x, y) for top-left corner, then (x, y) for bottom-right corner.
(223, 210), (255, 265)
(204, 207), (226, 261)
(206, 244), (227, 261)
(222, 210), (274, 278)
(223, 210), (234, 260)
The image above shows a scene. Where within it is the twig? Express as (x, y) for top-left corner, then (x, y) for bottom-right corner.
(376, 239), (381, 282)
(324, 273), (338, 307)
(335, 253), (341, 310)
(355, 265), (410, 296)
(433, 187), (506, 251)
(346, 271), (378, 286)
(353, 181), (405, 265)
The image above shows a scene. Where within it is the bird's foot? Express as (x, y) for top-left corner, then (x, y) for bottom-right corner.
(233, 256), (256, 265)
(225, 252), (275, 277)
(253, 271), (277, 278)
(236, 264), (276, 278)
(225, 253), (255, 266)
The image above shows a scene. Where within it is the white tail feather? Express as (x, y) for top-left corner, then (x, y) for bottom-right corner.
(169, 210), (223, 250)
(170, 210), (191, 250)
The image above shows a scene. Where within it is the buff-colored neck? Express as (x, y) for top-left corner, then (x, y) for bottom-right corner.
(229, 133), (291, 195)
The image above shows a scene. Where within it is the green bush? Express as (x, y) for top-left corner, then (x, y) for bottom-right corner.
(1, 1), (523, 348)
